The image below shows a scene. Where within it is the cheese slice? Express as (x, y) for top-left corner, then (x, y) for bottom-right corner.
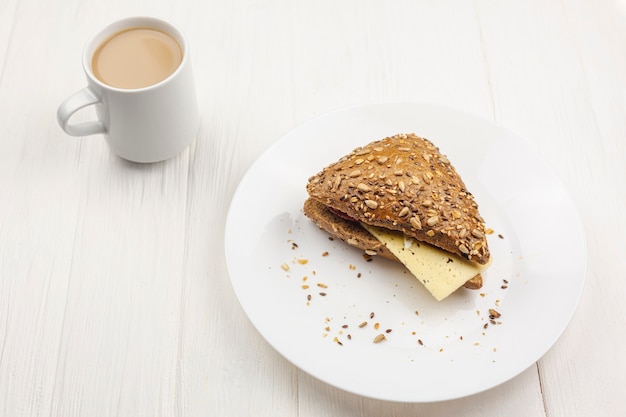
(362, 224), (488, 301)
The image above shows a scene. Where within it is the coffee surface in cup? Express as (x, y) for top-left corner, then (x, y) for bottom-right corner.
(92, 27), (182, 89)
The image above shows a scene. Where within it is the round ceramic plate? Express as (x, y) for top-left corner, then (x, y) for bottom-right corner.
(224, 101), (587, 402)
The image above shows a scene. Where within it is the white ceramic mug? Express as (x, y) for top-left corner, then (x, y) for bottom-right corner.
(57, 16), (199, 163)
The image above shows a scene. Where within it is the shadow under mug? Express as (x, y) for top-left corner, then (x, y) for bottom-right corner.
(57, 16), (199, 163)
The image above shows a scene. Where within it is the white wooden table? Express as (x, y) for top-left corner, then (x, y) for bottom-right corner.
(1, 0), (624, 416)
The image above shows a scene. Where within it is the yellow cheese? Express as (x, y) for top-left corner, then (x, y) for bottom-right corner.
(362, 224), (487, 301)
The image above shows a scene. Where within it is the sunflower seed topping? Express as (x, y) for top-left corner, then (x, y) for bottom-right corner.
(357, 183), (371, 192)
(364, 200), (378, 209)
(398, 207), (410, 217)
(426, 216), (439, 226)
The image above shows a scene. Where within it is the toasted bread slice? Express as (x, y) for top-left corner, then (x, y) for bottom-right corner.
(306, 133), (490, 265)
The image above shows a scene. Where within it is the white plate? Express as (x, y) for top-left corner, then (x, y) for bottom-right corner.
(224, 101), (587, 402)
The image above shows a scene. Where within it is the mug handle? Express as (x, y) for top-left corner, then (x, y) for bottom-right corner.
(57, 87), (107, 136)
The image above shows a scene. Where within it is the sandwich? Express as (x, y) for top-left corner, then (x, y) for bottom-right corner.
(303, 133), (491, 301)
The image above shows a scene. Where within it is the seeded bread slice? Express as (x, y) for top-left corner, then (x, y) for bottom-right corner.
(306, 133), (490, 265)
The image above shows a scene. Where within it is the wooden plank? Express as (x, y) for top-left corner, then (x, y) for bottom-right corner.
(169, 1), (300, 415)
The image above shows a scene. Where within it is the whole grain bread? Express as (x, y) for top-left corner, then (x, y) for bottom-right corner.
(305, 133), (490, 265)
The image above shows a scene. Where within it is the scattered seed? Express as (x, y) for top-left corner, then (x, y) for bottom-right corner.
(319, 292), (327, 296)
(373, 334), (386, 343)
(317, 283), (328, 288)
(374, 323), (380, 330)
(370, 312), (375, 319)
(280, 263), (289, 271)
(489, 309), (501, 318)
(385, 329), (392, 333)
(418, 339), (424, 346)
(359, 321), (367, 328)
